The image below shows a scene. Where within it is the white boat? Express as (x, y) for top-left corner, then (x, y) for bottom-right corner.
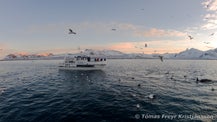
(59, 54), (107, 70)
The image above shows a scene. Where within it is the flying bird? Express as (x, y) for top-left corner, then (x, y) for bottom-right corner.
(210, 33), (215, 36)
(204, 42), (210, 44)
(111, 28), (116, 31)
(159, 55), (163, 62)
(188, 35), (193, 40)
(69, 29), (76, 34)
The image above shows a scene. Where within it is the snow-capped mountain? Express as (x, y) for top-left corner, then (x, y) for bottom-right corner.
(169, 48), (217, 59)
(2, 48), (217, 60)
(200, 48), (217, 59)
(172, 48), (204, 59)
(81, 49), (154, 59)
(3, 53), (55, 60)
(81, 48), (217, 59)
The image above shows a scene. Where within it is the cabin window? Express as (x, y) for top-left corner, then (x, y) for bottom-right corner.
(87, 57), (90, 61)
(95, 58), (99, 61)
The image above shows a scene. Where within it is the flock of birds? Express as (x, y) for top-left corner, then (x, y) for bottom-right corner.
(68, 26), (215, 63)
(68, 26), (216, 63)
(68, 27), (217, 112)
(132, 74), (215, 109)
(67, 4), (217, 113)
(188, 32), (216, 46)
(68, 28), (165, 62)
(135, 93), (156, 109)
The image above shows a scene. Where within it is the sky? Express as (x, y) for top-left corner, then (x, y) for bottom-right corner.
(0, 0), (217, 58)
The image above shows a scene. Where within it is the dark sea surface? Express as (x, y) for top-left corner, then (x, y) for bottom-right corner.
(0, 59), (217, 122)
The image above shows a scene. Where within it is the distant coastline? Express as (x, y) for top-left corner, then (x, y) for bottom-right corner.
(1, 48), (217, 61)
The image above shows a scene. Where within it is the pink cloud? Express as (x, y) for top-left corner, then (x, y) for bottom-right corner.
(117, 23), (137, 31)
(202, 0), (217, 11)
(115, 23), (186, 38)
(134, 28), (186, 37)
(107, 42), (135, 53)
(204, 13), (217, 19)
(106, 40), (190, 54)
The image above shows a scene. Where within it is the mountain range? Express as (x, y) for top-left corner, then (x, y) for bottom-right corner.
(2, 48), (217, 60)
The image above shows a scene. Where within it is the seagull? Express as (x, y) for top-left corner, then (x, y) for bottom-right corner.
(159, 55), (163, 62)
(69, 29), (76, 34)
(188, 35), (193, 40)
(136, 104), (140, 108)
(204, 42), (210, 44)
(111, 28), (116, 31)
(148, 94), (156, 100)
(131, 93), (136, 97)
(210, 33), (215, 36)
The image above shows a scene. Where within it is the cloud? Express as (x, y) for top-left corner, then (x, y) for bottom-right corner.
(0, 46), (4, 50)
(134, 28), (186, 37)
(204, 13), (217, 19)
(202, 13), (217, 30)
(201, 0), (217, 30)
(113, 23), (186, 38)
(107, 39), (192, 54)
(0, 43), (8, 52)
(6, 22), (189, 57)
(116, 23), (137, 31)
(202, 0), (217, 11)
(201, 22), (217, 30)
(25, 22), (186, 39)
(108, 42), (134, 49)
(0, 45), (14, 58)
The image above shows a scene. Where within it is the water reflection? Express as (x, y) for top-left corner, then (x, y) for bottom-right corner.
(58, 70), (107, 93)
(58, 70), (106, 81)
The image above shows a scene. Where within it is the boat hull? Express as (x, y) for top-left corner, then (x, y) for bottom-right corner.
(58, 66), (105, 71)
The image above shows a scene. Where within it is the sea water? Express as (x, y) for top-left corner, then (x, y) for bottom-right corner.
(0, 59), (217, 122)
